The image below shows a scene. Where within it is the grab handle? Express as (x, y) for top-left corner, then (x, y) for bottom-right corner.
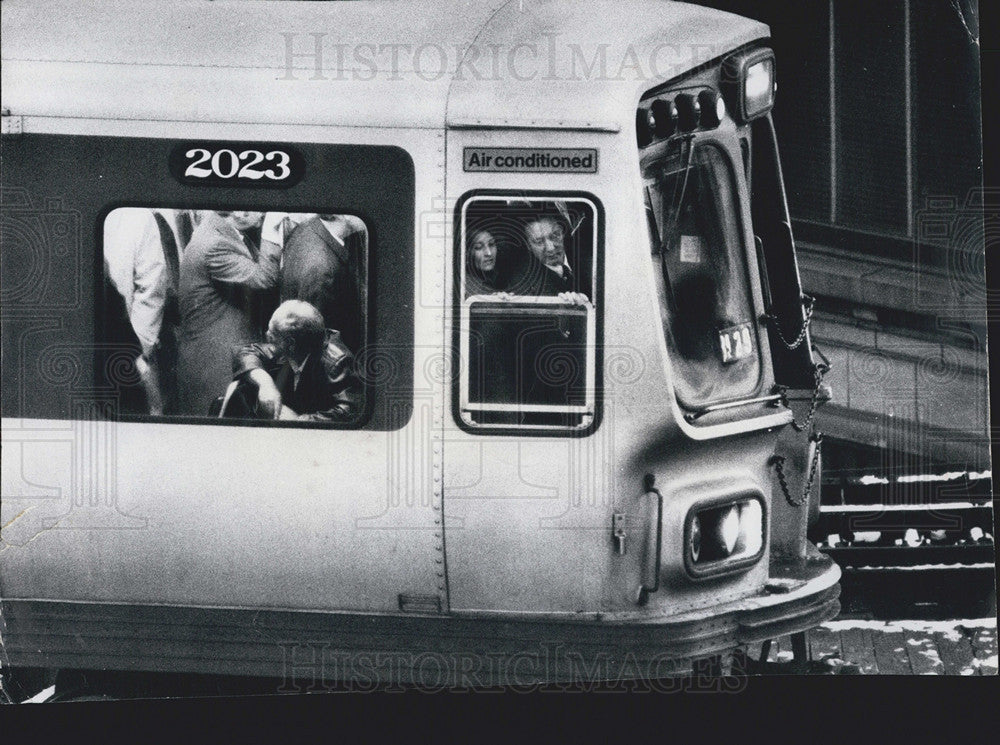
(637, 474), (663, 606)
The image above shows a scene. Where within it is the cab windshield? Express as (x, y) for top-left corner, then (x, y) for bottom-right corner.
(644, 142), (761, 408)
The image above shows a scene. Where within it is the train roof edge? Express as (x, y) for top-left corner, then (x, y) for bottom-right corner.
(1, 0), (769, 131)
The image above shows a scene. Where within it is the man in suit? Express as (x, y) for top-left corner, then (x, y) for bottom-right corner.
(522, 216), (589, 303)
(177, 211), (279, 415)
(230, 300), (363, 423)
(279, 214), (365, 353)
(506, 215), (590, 420)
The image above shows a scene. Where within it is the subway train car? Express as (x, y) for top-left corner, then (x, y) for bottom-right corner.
(0, 0), (839, 692)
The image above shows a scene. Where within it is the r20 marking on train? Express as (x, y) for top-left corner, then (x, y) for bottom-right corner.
(719, 323), (754, 365)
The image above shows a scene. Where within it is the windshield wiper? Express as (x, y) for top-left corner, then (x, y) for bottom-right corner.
(663, 134), (696, 244)
(658, 133), (696, 275)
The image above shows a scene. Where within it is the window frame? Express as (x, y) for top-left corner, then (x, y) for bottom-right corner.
(452, 190), (605, 437)
(97, 205), (375, 430)
(642, 136), (766, 414)
(1, 134), (416, 432)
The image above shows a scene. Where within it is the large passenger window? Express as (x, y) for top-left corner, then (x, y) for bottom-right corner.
(100, 208), (368, 425)
(457, 196), (600, 431)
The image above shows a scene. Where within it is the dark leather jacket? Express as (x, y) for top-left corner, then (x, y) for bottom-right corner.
(232, 330), (363, 422)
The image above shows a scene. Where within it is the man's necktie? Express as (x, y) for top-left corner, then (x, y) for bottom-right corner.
(562, 265), (574, 291)
(152, 212), (180, 297)
(242, 232), (260, 262)
(176, 210), (194, 251)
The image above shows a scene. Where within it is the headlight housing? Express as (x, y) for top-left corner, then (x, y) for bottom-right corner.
(684, 495), (766, 578)
(721, 48), (776, 123)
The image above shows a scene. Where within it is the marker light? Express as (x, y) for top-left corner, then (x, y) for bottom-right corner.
(716, 505), (740, 556)
(636, 108), (654, 147)
(651, 98), (677, 138)
(675, 93), (700, 132)
(698, 89), (725, 128)
(740, 499), (763, 555)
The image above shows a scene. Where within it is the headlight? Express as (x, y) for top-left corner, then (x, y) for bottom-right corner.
(685, 495), (766, 577)
(637, 87), (722, 148)
(722, 48), (776, 123)
(698, 89), (726, 128)
(635, 107), (655, 147)
(716, 505), (740, 555)
(740, 499), (763, 555)
(674, 93), (700, 132)
(651, 98), (678, 138)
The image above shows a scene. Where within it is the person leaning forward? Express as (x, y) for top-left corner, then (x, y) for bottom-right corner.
(231, 300), (363, 422)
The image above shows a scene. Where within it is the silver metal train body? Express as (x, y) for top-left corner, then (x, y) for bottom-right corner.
(0, 0), (839, 686)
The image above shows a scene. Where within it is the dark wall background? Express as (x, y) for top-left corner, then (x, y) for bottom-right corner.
(698, 0), (982, 247)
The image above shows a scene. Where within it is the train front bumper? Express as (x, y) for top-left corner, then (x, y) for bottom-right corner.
(624, 545), (842, 655)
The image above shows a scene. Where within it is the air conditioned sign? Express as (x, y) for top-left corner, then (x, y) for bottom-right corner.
(463, 148), (598, 173)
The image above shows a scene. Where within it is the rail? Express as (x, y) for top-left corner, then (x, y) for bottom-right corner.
(811, 475), (994, 568)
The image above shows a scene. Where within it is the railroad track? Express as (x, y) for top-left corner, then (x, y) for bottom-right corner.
(809, 472), (995, 621)
(812, 473), (994, 565)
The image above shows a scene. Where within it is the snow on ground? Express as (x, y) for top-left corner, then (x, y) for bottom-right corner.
(822, 617), (996, 633)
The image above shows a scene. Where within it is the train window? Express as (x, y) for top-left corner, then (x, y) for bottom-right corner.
(644, 144), (762, 408)
(101, 208), (368, 425)
(457, 196), (599, 431)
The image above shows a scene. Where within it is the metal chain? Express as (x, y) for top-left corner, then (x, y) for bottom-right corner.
(780, 360), (830, 433)
(771, 338), (830, 508)
(771, 433), (824, 507)
(765, 294), (816, 351)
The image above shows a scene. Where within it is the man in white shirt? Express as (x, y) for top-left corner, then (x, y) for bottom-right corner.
(103, 207), (168, 414)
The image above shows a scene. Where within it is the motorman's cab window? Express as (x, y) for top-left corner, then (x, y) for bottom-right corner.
(643, 144), (762, 409)
(101, 208), (368, 425)
(458, 196), (599, 431)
